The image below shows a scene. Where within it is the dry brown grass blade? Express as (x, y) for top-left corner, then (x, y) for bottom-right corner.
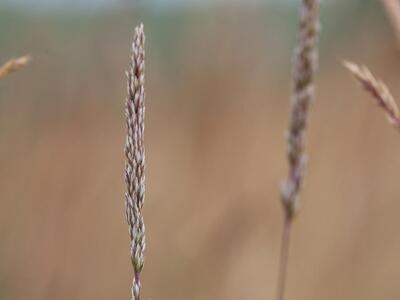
(344, 61), (400, 129)
(0, 55), (31, 80)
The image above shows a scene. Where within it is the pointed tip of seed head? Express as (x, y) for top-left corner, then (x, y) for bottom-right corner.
(0, 54), (31, 80)
(343, 60), (357, 72)
(343, 60), (372, 84)
(344, 60), (400, 126)
(15, 55), (31, 66)
(343, 60), (364, 80)
(135, 23), (144, 36)
(133, 23), (145, 48)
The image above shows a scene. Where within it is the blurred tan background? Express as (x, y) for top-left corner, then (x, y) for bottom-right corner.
(1, 0), (400, 299)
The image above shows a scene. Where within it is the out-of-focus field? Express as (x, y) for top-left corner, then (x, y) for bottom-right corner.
(1, 1), (400, 299)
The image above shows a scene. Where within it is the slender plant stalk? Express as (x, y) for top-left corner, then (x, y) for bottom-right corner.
(277, 216), (292, 300)
(0, 55), (30, 80)
(124, 23), (146, 300)
(278, 0), (320, 299)
(380, 0), (400, 48)
(344, 61), (400, 130)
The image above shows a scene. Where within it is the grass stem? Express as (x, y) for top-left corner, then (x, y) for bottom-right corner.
(277, 215), (292, 300)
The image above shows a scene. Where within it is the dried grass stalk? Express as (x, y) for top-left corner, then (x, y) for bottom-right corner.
(380, 0), (400, 48)
(124, 23), (146, 300)
(344, 61), (400, 129)
(0, 55), (30, 80)
(278, 0), (320, 299)
(281, 0), (320, 218)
